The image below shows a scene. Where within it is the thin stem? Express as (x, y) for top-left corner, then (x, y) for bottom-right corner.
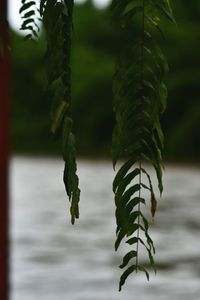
(136, 160), (142, 269)
(136, 0), (145, 271)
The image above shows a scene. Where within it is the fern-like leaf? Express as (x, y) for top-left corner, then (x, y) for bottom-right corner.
(40, 0), (80, 224)
(111, 0), (175, 290)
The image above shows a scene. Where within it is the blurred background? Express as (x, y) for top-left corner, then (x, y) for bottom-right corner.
(9, 1), (200, 300)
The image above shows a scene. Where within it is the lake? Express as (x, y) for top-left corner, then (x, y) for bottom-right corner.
(10, 157), (200, 300)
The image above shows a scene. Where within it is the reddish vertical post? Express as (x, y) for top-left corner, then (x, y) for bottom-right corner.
(0, 0), (9, 299)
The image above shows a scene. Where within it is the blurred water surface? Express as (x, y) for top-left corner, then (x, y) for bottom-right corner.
(10, 157), (200, 300)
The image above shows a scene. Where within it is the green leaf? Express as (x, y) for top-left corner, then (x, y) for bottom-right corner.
(145, 15), (165, 40)
(126, 236), (148, 251)
(129, 210), (141, 223)
(62, 117), (73, 161)
(63, 132), (80, 224)
(154, 42), (169, 75)
(145, 231), (156, 254)
(21, 18), (34, 28)
(22, 10), (35, 18)
(20, 1), (36, 14)
(70, 188), (80, 225)
(51, 101), (67, 134)
(143, 79), (155, 92)
(147, 248), (156, 273)
(153, 116), (164, 148)
(24, 34), (32, 40)
(141, 183), (151, 191)
(158, 81), (168, 113)
(115, 230), (125, 251)
(115, 168), (140, 198)
(141, 146), (163, 194)
(141, 213), (149, 231)
(126, 197), (145, 212)
(119, 251), (137, 269)
(155, 0), (176, 23)
(128, 223), (140, 236)
(40, 0), (47, 15)
(141, 168), (153, 192)
(138, 265), (150, 281)
(126, 237), (138, 245)
(113, 158), (135, 192)
(119, 184), (141, 205)
(119, 265), (136, 291)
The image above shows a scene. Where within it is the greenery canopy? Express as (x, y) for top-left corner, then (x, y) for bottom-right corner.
(19, 0), (175, 291)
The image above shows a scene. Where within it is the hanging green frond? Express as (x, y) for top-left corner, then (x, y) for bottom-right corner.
(40, 0), (80, 224)
(111, 0), (175, 290)
(19, 0), (80, 223)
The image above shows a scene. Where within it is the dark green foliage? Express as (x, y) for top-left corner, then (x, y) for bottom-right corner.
(111, 0), (175, 290)
(39, 0), (80, 224)
(18, 0), (175, 290)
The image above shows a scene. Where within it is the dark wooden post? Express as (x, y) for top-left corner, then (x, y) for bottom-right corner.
(0, 0), (9, 299)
